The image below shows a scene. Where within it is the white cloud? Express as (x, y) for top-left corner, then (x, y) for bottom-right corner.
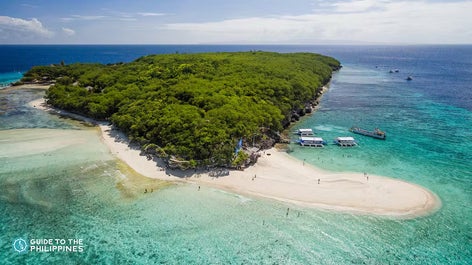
(330, 0), (390, 13)
(164, 16), (318, 43)
(163, 1), (472, 44)
(137, 12), (166, 17)
(119, 18), (138, 21)
(61, 15), (107, 22)
(62, 27), (75, 36)
(0, 16), (53, 42)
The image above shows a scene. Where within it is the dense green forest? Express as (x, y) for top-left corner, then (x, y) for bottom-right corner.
(22, 52), (340, 167)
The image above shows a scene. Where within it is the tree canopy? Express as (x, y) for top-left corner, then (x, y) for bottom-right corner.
(23, 51), (340, 166)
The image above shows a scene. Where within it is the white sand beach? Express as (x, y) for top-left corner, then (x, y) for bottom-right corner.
(29, 97), (441, 218)
(3, 83), (51, 91)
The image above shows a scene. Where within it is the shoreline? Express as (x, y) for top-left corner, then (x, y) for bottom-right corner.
(28, 96), (441, 219)
(1, 83), (52, 91)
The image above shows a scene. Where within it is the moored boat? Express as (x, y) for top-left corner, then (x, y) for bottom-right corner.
(294, 128), (315, 136)
(350, 127), (386, 140)
(298, 136), (327, 147)
(333, 137), (357, 147)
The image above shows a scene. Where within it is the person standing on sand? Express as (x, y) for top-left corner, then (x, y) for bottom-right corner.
(318, 179), (320, 184)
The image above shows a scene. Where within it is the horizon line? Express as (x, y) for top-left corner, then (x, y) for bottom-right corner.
(1, 43), (471, 46)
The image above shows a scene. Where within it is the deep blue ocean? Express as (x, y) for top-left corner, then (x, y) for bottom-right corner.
(1, 45), (471, 264)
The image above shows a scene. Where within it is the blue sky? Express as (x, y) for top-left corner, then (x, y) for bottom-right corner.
(1, 0), (471, 44)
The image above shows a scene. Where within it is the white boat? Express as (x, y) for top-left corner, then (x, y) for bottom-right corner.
(298, 136), (327, 147)
(294, 128), (315, 136)
(333, 137), (357, 147)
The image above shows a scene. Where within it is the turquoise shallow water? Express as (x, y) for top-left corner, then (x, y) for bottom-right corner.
(1, 46), (472, 264)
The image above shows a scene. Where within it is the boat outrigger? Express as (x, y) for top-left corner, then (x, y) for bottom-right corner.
(334, 137), (357, 147)
(298, 136), (327, 147)
(350, 127), (386, 140)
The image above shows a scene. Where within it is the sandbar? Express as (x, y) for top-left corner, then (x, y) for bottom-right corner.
(29, 97), (441, 218)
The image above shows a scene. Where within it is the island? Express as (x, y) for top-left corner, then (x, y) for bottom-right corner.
(21, 51), (440, 218)
(21, 51), (341, 168)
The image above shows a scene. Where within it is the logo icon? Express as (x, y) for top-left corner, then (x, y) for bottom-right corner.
(13, 238), (28, 253)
